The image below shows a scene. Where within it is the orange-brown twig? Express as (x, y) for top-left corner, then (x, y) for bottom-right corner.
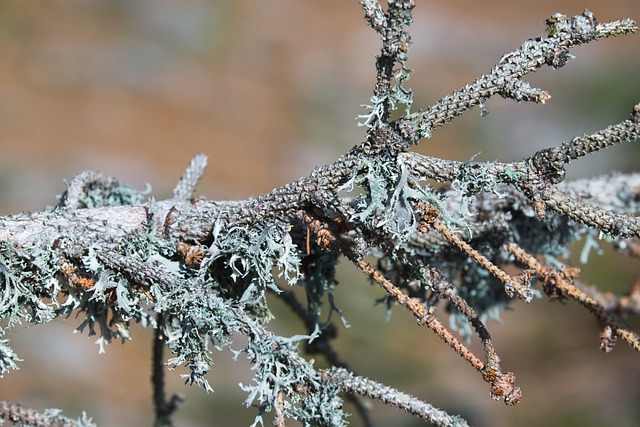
(315, 202), (523, 404)
(273, 391), (286, 427)
(506, 243), (640, 352)
(438, 286), (502, 370)
(417, 202), (533, 302)
(575, 278), (640, 317)
(353, 257), (522, 405)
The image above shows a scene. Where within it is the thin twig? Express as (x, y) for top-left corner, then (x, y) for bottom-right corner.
(390, 251), (506, 376)
(152, 313), (171, 427)
(0, 400), (84, 427)
(506, 243), (640, 352)
(152, 313), (184, 427)
(351, 256), (521, 405)
(172, 154), (208, 200)
(418, 202), (533, 302)
(324, 367), (469, 427)
(575, 278), (640, 317)
(354, 257), (482, 370)
(273, 391), (286, 427)
(438, 286), (502, 373)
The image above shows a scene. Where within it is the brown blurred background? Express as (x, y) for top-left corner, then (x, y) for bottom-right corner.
(0, 1), (638, 426)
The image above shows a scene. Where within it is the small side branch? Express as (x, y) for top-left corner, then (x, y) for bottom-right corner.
(352, 257), (521, 405)
(173, 154), (208, 200)
(324, 367), (469, 427)
(575, 278), (640, 317)
(531, 184), (640, 238)
(433, 276), (503, 373)
(506, 243), (640, 352)
(0, 400), (93, 427)
(358, 0), (415, 130)
(531, 103), (640, 183)
(408, 11), (637, 140)
(152, 314), (184, 427)
(417, 203), (533, 302)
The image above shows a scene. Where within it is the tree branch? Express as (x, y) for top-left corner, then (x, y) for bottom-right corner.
(0, 5), (638, 426)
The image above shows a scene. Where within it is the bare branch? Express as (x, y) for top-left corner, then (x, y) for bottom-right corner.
(0, 400), (94, 427)
(324, 367), (469, 427)
(417, 203), (533, 302)
(172, 154), (208, 200)
(152, 313), (184, 427)
(530, 184), (640, 238)
(575, 278), (640, 317)
(531, 103), (640, 183)
(507, 243), (640, 352)
(407, 10), (637, 141)
(0, 4), (638, 426)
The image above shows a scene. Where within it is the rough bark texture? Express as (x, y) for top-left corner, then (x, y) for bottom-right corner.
(0, 3), (638, 426)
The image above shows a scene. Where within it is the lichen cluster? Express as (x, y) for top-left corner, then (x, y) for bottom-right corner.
(0, 3), (638, 427)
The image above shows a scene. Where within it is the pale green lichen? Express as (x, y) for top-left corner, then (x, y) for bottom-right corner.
(206, 219), (302, 305)
(0, 242), (60, 376)
(340, 155), (465, 244)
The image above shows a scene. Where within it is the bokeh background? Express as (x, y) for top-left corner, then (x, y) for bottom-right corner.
(0, 1), (639, 426)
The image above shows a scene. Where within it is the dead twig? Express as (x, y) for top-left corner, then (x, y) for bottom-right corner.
(506, 243), (640, 352)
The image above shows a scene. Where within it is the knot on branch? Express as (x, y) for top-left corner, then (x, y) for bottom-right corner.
(530, 149), (568, 184)
(483, 369), (522, 406)
(539, 265), (581, 301)
(600, 325), (619, 353)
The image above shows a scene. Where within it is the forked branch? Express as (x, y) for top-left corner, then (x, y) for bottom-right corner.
(0, 4), (638, 427)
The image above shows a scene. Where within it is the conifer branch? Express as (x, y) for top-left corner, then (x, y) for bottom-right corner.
(0, 4), (638, 426)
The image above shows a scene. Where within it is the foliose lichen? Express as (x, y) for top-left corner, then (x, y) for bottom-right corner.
(339, 155), (451, 244)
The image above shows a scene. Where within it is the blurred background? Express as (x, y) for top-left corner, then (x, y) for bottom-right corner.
(0, 1), (638, 426)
